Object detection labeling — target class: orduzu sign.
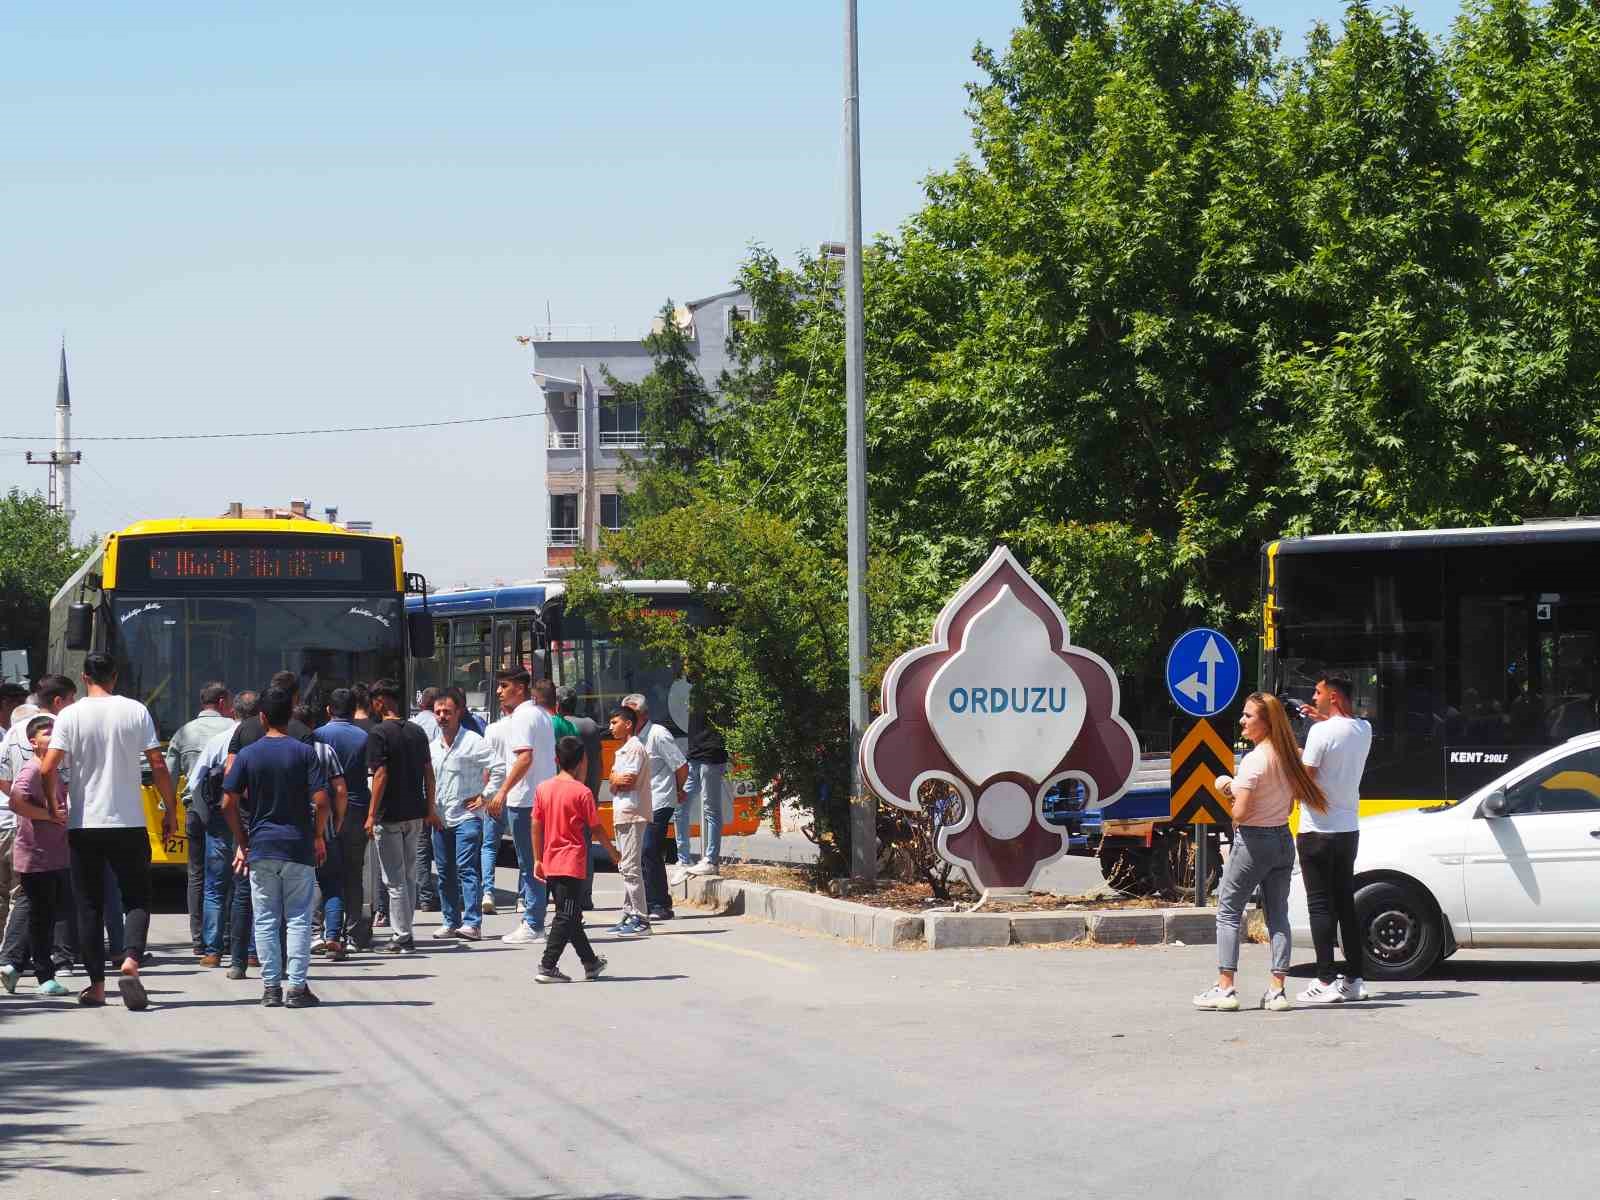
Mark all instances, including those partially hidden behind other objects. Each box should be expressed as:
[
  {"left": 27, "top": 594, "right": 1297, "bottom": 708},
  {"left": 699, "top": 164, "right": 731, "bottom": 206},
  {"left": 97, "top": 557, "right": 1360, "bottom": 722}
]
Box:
[{"left": 861, "top": 546, "right": 1140, "bottom": 893}]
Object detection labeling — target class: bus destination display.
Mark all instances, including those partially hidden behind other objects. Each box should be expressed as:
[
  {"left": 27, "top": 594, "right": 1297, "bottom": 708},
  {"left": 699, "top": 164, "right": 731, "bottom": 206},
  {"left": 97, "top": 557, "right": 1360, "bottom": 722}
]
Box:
[{"left": 146, "top": 545, "right": 363, "bottom": 582}]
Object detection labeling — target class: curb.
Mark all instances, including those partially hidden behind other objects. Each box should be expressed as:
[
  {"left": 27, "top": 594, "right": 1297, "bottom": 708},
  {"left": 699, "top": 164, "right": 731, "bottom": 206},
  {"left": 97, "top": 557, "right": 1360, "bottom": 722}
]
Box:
[{"left": 674, "top": 875, "right": 1217, "bottom": 950}]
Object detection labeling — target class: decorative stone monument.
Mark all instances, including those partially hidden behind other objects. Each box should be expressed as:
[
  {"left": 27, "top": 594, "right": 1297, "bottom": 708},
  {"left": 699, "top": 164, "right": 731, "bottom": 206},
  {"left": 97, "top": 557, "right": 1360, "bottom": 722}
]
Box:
[{"left": 861, "top": 546, "right": 1139, "bottom": 897}]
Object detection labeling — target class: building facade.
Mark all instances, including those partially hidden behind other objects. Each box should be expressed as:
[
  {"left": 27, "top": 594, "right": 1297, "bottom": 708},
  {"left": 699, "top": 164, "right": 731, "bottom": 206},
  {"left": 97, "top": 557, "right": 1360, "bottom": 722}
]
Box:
[{"left": 531, "top": 287, "right": 750, "bottom": 571}]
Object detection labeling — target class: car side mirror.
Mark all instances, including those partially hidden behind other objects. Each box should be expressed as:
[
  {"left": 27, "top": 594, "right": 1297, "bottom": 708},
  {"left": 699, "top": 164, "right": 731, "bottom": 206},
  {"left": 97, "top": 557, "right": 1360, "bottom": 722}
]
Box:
[
  {"left": 66, "top": 602, "right": 94, "bottom": 651},
  {"left": 1481, "top": 790, "right": 1509, "bottom": 818},
  {"left": 406, "top": 611, "right": 436, "bottom": 659}
]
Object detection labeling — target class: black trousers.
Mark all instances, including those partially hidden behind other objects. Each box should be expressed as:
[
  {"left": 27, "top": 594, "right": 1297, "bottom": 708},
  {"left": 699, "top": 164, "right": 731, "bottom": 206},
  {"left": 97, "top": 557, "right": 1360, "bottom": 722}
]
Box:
[
  {"left": 414, "top": 825, "right": 437, "bottom": 906},
  {"left": 185, "top": 807, "right": 206, "bottom": 951},
  {"left": 1297, "top": 830, "right": 1363, "bottom": 983},
  {"left": 540, "top": 875, "right": 597, "bottom": 972},
  {"left": 20, "top": 870, "right": 69, "bottom": 983},
  {"left": 642, "top": 806, "right": 674, "bottom": 912},
  {"left": 69, "top": 827, "right": 152, "bottom": 985},
  {"left": 3, "top": 865, "right": 77, "bottom": 972},
  {"left": 337, "top": 811, "right": 370, "bottom": 946}
]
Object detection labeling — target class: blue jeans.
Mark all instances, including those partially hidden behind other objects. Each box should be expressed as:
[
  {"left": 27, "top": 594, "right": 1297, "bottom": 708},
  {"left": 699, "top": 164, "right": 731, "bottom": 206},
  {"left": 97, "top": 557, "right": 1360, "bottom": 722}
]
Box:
[
  {"left": 250, "top": 858, "right": 316, "bottom": 988},
  {"left": 678, "top": 759, "right": 728, "bottom": 866},
  {"left": 202, "top": 815, "right": 236, "bottom": 956},
  {"left": 1216, "top": 825, "right": 1295, "bottom": 975},
  {"left": 432, "top": 819, "right": 484, "bottom": 932},
  {"left": 316, "top": 839, "right": 344, "bottom": 945},
  {"left": 506, "top": 807, "right": 547, "bottom": 931},
  {"left": 479, "top": 806, "right": 505, "bottom": 903}
]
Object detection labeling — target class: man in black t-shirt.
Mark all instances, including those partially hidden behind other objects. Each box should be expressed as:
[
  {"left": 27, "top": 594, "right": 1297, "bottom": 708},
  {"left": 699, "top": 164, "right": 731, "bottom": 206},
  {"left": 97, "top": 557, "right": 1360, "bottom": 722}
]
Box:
[{"left": 366, "top": 679, "right": 438, "bottom": 954}]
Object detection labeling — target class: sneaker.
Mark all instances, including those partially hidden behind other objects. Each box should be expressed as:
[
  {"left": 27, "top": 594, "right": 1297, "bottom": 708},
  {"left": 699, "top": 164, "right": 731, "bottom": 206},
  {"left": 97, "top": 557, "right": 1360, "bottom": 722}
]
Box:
[
  {"left": 667, "top": 864, "right": 689, "bottom": 886},
  {"left": 534, "top": 965, "right": 571, "bottom": 984},
  {"left": 199, "top": 953, "right": 221, "bottom": 968},
  {"left": 516, "top": 897, "right": 526, "bottom": 914},
  {"left": 227, "top": 962, "right": 248, "bottom": 980},
  {"left": 382, "top": 936, "right": 415, "bottom": 956},
  {"left": 1261, "top": 988, "right": 1292, "bottom": 1012},
  {"left": 38, "top": 979, "right": 70, "bottom": 997},
  {"left": 1297, "top": 979, "right": 1345, "bottom": 1005},
  {"left": 584, "top": 955, "right": 608, "bottom": 982},
  {"left": 310, "top": 941, "right": 328, "bottom": 956},
  {"left": 1337, "top": 975, "right": 1369, "bottom": 1002},
  {"left": 373, "top": 912, "right": 390, "bottom": 929},
  {"left": 0, "top": 963, "right": 18, "bottom": 994},
  {"left": 619, "top": 916, "right": 651, "bottom": 938},
  {"left": 502, "top": 924, "right": 543, "bottom": 945},
  {"left": 688, "top": 860, "right": 719, "bottom": 876},
  {"left": 262, "top": 985, "right": 284, "bottom": 1008},
  {"left": 456, "top": 926, "right": 482, "bottom": 942},
  {"left": 647, "top": 907, "right": 675, "bottom": 922},
  {"left": 436, "top": 927, "right": 461, "bottom": 940},
  {"left": 1192, "top": 985, "right": 1240, "bottom": 1011},
  {"left": 605, "top": 919, "right": 632, "bottom": 934},
  {"left": 480, "top": 895, "right": 496, "bottom": 915},
  {"left": 285, "top": 986, "right": 321, "bottom": 1009}
]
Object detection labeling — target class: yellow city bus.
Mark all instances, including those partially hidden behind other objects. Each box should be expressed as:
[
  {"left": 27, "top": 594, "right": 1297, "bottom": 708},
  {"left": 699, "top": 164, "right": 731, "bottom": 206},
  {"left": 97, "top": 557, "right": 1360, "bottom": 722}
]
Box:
[
  {"left": 48, "top": 517, "right": 432, "bottom": 868},
  {"left": 1261, "top": 520, "right": 1600, "bottom": 814}
]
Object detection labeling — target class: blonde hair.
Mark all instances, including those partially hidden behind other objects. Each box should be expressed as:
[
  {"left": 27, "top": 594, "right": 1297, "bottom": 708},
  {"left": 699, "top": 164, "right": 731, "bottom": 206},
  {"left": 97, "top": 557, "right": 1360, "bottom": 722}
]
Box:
[{"left": 1245, "top": 692, "right": 1328, "bottom": 814}]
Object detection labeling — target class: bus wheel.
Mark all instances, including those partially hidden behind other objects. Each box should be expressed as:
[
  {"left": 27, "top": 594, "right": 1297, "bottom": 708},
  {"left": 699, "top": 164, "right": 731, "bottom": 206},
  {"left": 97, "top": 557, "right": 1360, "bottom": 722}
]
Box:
[
  {"left": 1355, "top": 879, "right": 1443, "bottom": 980},
  {"left": 1098, "top": 843, "right": 1155, "bottom": 897},
  {"left": 1150, "top": 828, "right": 1222, "bottom": 903}
]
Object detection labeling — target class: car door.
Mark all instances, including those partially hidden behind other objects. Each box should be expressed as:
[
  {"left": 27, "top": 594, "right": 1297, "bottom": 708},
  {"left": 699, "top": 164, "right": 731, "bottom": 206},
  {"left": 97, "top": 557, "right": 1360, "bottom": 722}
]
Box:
[{"left": 1461, "top": 745, "right": 1600, "bottom": 947}]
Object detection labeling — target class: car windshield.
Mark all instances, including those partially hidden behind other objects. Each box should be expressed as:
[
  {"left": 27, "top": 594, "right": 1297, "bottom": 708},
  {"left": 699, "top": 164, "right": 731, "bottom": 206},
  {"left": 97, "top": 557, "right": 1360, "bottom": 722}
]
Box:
[{"left": 110, "top": 595, "right": 405, "bottom": 739}]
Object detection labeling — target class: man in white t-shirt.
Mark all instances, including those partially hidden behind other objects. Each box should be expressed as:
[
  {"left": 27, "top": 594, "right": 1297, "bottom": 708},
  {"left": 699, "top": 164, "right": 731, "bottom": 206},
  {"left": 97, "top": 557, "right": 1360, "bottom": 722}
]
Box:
[
  {"left": 625, "top": 692, "right": 687, "bottom": 923},
  {"left": 489, "top": 668, "right": 555, "bottom": 942},
  {"left": 39, "top": 652, "right": 177, "bottom": 1010},
  {"left": 1295, "top": 671, "right": 1374, "bottom": 1005}
]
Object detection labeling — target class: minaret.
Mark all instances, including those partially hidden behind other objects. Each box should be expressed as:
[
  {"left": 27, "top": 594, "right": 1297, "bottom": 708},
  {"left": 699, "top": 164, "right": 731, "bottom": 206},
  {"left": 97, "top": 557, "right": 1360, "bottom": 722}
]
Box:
[{"left": 55, "top": 340, "right": 73, "bottom": 527}]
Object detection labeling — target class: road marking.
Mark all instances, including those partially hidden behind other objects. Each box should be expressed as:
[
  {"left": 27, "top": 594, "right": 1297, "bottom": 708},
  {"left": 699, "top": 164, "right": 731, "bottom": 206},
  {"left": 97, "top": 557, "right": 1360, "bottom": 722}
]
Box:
[{"left": 679, "top": 937, "right": 817, "bottom": 973}]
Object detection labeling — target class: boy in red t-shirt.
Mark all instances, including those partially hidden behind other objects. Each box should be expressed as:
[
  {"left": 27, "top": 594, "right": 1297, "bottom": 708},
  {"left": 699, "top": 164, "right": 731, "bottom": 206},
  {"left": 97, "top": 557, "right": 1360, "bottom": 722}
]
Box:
[{"left": 533, "top": 735, "right": 620, "bottom": 982}]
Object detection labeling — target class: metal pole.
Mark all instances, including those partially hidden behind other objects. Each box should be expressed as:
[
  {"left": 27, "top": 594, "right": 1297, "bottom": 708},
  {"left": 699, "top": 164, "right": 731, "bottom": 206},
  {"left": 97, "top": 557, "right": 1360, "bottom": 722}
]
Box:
[
  {"left": 844, "top": 0, "right": 875, "bottom": 881},
  {"left": 1193, "top": 824, "right": 1208, "bottom": 907}
]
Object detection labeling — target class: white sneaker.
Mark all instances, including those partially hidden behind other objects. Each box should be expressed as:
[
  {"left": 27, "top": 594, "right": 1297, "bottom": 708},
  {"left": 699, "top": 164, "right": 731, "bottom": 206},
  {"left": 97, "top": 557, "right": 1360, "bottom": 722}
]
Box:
[
  {"left": 1192, "top": 985, "right": 1239, "bottom": 1011},
  {"left": 687, "top": 860, "right": 719, "bottom": 876},
  {"left": 1337, "top": 975, "right": 1369, "bottom": 1002},
  {"left": 667, "top": 864, "right": 689, "bottom": 885},
  {"left": 501, "top": 924, "right": 544, "bottom": 944},
  {"left": 516, "top": 898, "right": 526, "bottom": 914},
  {"left": 0, "top": 963, "right": 17, "bottom": 995},
  {"left": 480, "top": 894, "right": 496, "bottom": 915},
  {"left": 1297, "top": 979, "right": 1344, "bottom": 1004},
  {"left": 436, "top": 927, "right": 460, "bottom": 940},
  {"left": 1261, "top": 988, "right": 1292, "bottom": 1012},
  {"left": 456, "top": 926, "right": 482, "bottom": 942}
]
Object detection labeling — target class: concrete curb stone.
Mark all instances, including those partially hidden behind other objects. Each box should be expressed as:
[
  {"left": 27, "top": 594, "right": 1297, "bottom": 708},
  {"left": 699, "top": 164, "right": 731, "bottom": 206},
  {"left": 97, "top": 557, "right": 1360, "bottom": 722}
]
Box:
[{"left": 677, "top": 874, "right": 1217, "bottom": 951}]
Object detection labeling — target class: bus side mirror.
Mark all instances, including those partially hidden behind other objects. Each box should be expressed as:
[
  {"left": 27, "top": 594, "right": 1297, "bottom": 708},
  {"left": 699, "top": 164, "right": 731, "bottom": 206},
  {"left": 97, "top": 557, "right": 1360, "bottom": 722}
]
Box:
[
  {"left": 407, "top": 611, "right": 436, "bottom": 659},
  {"left": 1480, "top": 790, "right": 1509, "bottom": 819},
  {"left": 66, "top": 603, "right": 94, "bottom": 651}
]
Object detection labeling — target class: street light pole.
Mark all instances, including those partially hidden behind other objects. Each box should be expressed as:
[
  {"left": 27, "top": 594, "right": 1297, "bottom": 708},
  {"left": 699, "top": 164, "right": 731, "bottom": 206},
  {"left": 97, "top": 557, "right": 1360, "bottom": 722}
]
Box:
[{"left": 843, "top": 0, "right": 875, "bottom": 881}]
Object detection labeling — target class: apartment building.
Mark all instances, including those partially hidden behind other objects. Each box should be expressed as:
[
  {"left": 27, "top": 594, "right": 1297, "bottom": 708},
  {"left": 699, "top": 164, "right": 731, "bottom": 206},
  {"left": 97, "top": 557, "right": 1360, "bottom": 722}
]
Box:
[{"left": 531, "top": 287, "right": 751, "bottom": 570}]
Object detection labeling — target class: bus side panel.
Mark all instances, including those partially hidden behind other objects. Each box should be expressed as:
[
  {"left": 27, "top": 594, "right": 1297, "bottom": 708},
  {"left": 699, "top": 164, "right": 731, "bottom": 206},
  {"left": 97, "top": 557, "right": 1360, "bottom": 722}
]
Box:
[{"left": 592, "top": 736, "right": 762, "bottom": 839}]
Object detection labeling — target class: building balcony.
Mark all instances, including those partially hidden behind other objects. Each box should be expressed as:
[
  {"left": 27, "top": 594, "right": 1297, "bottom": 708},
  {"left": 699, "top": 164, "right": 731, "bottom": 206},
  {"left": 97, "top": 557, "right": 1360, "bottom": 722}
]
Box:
[
  {"left": 547, "top": 431, "right": 582, "bottom": 451},
  {"left": 599, "top": 431, "right": 650, "bottom": 450},
  {"left": 549, "top": 526, "right": 581, "bottom": 547}
]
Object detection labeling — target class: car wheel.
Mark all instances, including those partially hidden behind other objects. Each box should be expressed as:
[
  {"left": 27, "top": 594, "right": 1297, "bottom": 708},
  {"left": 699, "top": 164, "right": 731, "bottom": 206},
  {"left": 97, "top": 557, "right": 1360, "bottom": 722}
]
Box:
[
  {"left": 1149, "top": 828, "right": 1222, "bottom": 903},
  {"left": 1355, "top": 879, "right": 1443, "bottom": 980}
]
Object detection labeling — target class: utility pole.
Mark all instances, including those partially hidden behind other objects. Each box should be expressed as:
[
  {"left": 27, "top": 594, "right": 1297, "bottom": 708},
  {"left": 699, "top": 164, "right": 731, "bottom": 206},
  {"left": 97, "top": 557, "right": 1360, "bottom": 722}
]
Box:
[
  {"left": 844, "top": 0, "right": 875, "bottom": 881},
  {"left": 26, "top": 341, "right": 80, "bottom": 536}
]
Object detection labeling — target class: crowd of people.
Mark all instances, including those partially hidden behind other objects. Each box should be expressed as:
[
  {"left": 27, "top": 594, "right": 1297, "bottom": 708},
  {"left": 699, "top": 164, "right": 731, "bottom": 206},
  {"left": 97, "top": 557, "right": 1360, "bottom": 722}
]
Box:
[{"left": 0, "top": 658, "right": 728, "bottom": 1008}]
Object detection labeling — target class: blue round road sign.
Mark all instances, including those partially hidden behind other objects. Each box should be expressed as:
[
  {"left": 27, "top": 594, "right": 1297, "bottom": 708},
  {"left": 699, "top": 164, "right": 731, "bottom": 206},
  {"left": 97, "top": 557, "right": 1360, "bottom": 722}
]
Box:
[{"left": 1165, "top": 628, "right": 1242, "bottom": 718}]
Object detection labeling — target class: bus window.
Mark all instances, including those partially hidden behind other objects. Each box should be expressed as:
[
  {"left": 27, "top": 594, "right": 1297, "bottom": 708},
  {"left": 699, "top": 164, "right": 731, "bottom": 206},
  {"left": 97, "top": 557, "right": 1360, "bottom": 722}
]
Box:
[{"left": 450, "top": 618, "right": 491, "bottom": 709}]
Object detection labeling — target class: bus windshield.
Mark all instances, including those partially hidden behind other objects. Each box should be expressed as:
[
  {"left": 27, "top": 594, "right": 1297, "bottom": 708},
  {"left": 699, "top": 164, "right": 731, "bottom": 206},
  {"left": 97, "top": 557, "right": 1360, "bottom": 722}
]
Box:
[{"left": 110, "top": 595, "right": 405, "bottom": 738}]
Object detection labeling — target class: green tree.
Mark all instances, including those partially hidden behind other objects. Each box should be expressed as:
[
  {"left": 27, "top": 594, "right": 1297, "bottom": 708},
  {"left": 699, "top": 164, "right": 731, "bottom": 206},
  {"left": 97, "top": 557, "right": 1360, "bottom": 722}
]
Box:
[{"left": 0, "top": 488, "right": 92, "bottom": 680}]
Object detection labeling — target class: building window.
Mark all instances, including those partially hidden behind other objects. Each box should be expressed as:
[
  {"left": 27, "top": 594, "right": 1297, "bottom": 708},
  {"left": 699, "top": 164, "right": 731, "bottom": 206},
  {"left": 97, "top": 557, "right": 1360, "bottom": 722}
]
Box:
[
  {"left": 598, "top": 394, "right": 645, "bottom": 449},
  {"left": 600, "top": 493, "right": 626, "bottom": 531},
  {"left": 549, "top": 494, "right": 579, "bottom": 545}
]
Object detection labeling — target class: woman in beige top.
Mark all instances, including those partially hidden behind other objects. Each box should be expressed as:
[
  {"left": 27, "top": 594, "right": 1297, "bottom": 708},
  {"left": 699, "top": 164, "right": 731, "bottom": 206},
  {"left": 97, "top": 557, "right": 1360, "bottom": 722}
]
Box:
[{"left": 1193, "top": 693, "right": 1327, "bottom": 1012}]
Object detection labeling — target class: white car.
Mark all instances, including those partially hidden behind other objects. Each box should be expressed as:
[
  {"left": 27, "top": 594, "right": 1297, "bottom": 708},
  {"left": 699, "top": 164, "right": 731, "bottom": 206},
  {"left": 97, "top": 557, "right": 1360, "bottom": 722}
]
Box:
[{"left": 1288, "top": 731, "right": 1600, "bottom": 979}]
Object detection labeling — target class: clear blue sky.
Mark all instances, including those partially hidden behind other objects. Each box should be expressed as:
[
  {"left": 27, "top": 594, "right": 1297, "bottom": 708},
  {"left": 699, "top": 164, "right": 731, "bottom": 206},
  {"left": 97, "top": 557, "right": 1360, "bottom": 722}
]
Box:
[{"left": 1, "top": 1, "right": 1463, "bottom": 585}]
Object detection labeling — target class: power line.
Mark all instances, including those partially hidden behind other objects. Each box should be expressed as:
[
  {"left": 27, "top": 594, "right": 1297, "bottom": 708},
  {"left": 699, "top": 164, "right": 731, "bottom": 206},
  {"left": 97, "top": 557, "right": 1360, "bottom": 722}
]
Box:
[{"left": 0, "top": 410, "right": 545, "bottom": 443}]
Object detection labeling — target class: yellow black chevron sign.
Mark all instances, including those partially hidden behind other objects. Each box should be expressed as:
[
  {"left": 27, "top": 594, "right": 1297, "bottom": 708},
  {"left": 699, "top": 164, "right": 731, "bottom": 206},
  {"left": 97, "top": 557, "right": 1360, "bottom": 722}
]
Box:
[{"left": 1170, "top": 718, "right": 1234, "bottom": 825}]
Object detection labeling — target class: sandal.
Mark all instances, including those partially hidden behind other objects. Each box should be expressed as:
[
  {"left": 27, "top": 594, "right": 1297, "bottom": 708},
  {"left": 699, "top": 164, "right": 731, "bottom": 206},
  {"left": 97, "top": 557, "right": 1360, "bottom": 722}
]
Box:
[
  {"left": 77, "top": 986, "right": 106, "bottom": 1007},
  {"left": 117, "top": 975, "right": 150, "bottom": 1011}
]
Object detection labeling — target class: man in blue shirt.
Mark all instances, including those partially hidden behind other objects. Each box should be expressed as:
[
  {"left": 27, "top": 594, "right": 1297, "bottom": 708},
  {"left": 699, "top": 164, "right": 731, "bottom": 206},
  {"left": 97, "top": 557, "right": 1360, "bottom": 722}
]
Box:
[
  {"left": 316, "top": 688, "right": 372, "bottom": 951},
  {"left": 221, "top": 686, "right": 330, "bottom": 1009}
]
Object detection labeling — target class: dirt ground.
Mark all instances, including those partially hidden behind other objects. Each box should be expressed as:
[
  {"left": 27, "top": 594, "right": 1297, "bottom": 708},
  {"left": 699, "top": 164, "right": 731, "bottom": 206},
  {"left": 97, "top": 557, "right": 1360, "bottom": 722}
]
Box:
[{"left": 717, "top": 863, "right": 1182, "bottom": 913}]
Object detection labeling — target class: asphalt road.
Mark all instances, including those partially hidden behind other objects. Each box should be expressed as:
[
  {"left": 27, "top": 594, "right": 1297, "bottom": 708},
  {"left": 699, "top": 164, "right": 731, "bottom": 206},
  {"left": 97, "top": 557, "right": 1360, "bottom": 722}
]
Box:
[{"left": 4, "top": 868, "right": 1599, "bottom": 1200}]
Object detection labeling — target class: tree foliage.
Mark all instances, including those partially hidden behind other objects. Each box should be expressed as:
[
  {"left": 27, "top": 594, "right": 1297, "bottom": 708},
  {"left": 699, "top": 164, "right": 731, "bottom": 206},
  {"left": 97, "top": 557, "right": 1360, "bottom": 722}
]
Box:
[
  {"left": 572, "top": 0, "right": 1600, "bottom": 866},
  {"left": 0, "top": 488, "right": 92, "bottom": 679}
]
